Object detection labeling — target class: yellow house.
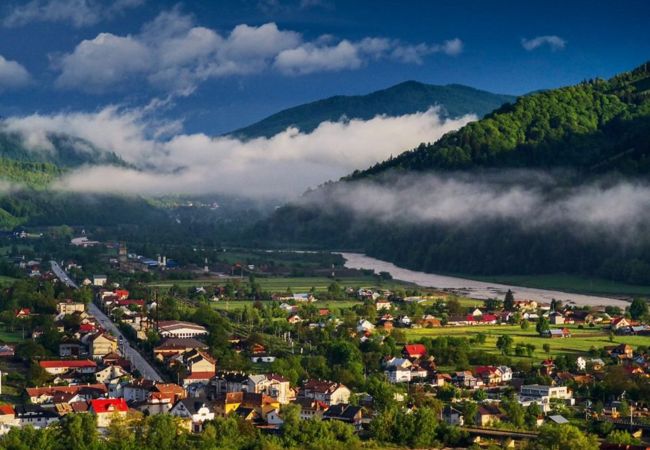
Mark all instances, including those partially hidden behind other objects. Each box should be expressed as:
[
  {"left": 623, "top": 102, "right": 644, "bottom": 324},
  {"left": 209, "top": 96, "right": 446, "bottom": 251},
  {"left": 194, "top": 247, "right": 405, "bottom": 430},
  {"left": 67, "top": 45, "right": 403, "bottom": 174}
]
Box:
[{"left": 90, "top": 333, "right": 118, "bottom": 360}]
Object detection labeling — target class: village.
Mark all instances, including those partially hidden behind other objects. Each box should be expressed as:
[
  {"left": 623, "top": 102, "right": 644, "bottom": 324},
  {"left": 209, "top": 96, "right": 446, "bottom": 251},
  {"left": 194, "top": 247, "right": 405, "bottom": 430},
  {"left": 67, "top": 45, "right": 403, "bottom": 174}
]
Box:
[{"left": 0, "top": 235, "right": 648, "bottom": 449}]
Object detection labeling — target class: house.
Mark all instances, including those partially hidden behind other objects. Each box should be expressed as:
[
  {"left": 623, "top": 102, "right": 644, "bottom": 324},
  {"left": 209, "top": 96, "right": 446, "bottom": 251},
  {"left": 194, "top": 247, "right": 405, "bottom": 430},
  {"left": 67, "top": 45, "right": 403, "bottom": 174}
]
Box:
[
  {"left": 402, "top": 344, "right": 427, "bottom": 359},
  {"left": 607, "top": 343, "right": 634, "bottom": 359},
  {"left": 170, "top": 397, "right": 215, "bottom": 433},
  {"left": 287, "top": 314, "right": 303, "bottom": 324},
  {"left": 453, "top": 371, "right": 480, "bottom": 388},
  {"left": 301, "top": 380, "right": 350, "bottom": 406},
  {"left": 59, "top": 339, "right": 85, "bottom": 357},
  {"left": 476, "top": 404, "right": 503, "bottom": 426},
  {"left": 154, "top": 338, "right": 209, "bottom": 360},
  {"left": 89, "top": 332, "right": 118, "bottom": 359},
  {"left": 356, "top": 320, "right": 375, "bottom": 334},
  {"left": 14, "top": 405, "right": 59, "bottom": 429},
  {"left": 90, "top": 398, "right": 128, "bottom": 428},
  {"left": 179, "top": 349, "right": 216, "bottom": 387},
  {"left": 323, "top": 404, "right": 363, "bottom": 427},
  {"left": 294, "top": 398, "right": 328, "bottom": 420},
  {"left": 123, "top": 379, "right": 156, "bottom": 403},
  {"left": 375, "top": 300, "right": 392, "bottom": 311},
  {"left": 549, "top": 312, "right": 565, "bottom": 325},
  {"left": 93, "top": 275, "right": 108, "bottom": 287},
  {"left": 26, "top": 384, "right": 107, "bottom": 404},
  {"left": 158, "top": 321, "right": 208, "bottom": 339},
  {"left": 418, "top": 315, "right": 441, "bottom": 328},
  {"left": 0, "top": 345, "right": 15, "bottom": 358},
  {"left": 519, "top": 384, "right": 574, "bottom": 412},
  {"left": 442, "top": 405, "right": 464, "bottom": 426},
  {"left": 246, "top": 373, "right": 295, "bottom": 404},
  {"left": 15, "top": 308, "right": 31, "bottom": 319},
  {"left": 542, "top": 328, "right": 571, "bottom": 338},
  {"left": 95, "top": 364, "right": 129, "bottom": 384},
  {"left": 57, "top": 300, "right": 85, "bottom": 315},
  {"left": 0, "top": 404, "right": 16, "bottom": 429},
  {"left": 475, "top": 366, "right": 502, "bottom": 385},
  {"left": 497, "top": 366, "right": 513, "bottom": 382},
  {"left": 39, "top": 359, "right": 97, "bottom": 375},
  {"left": 611, "top": 317, "right": 631, "bottom": 330}
]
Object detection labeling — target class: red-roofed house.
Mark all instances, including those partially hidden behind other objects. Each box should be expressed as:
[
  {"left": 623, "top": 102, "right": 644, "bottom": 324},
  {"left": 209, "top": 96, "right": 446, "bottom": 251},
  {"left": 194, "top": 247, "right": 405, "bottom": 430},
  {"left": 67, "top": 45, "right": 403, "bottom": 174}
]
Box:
[
  {"left": 15, "top": 308, "right": 31, "bottom": 319},
  {"left": 0, "top": 404, "right": 16, "bottom": 429},
  {"left": 114, "top": 290, "right": 129, "bottom": 300},
  {"left": 403, "top": 344, "right": 427, "bottom": 359},
  {"left": 90, "top": 398, "right": 128, "bottom": 428},
  {"left": 475, "top": 366, "right": 501, "bottom": 385},
  {"left": 39, "top": 359, "right": 97, "bottom": 375}
]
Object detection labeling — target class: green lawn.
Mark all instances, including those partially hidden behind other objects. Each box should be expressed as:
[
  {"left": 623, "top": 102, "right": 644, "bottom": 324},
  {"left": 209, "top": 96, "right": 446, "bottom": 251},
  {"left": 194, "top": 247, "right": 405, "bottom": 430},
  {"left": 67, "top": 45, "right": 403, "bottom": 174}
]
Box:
[
  {"left": 468, "top": 273, "right": 650, "bottom": 297},
  {"left": 403, "top": 324, "right": 649, "bottom": 362}
]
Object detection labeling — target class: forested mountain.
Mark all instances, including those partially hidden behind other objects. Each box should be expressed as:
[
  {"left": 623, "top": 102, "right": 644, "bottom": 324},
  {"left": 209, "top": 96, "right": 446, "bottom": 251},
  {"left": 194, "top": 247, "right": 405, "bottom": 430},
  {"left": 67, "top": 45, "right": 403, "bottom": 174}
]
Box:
[
  {"left": 355, "top": 63, "right": 650, "bottom": 177},
  {"left": 259, "top": 62, "right": 650, "bottom": 285},
  {"left": 229, "top": 81, "right": 515, "bottom": 138}
]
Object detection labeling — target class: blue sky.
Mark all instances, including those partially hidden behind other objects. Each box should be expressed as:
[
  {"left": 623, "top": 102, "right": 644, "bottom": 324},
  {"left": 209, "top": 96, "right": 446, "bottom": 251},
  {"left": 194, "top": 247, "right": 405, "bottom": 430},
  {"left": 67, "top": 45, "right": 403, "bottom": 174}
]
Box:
[{"left": 0, "top": 0, "right": 648, "bottom": 135}]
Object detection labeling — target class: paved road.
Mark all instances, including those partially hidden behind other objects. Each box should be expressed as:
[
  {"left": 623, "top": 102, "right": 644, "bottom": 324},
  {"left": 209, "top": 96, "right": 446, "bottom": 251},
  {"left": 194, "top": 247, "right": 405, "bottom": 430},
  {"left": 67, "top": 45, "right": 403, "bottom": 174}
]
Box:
[
  {"left": 50, "top": 260, "right": 163, "bottom": 382},
  {"left": 88, "top": 302, "right": 164, "bottom": 382},
  {"left": 50, "top": 260, "right": 79, "bottom": 289}
]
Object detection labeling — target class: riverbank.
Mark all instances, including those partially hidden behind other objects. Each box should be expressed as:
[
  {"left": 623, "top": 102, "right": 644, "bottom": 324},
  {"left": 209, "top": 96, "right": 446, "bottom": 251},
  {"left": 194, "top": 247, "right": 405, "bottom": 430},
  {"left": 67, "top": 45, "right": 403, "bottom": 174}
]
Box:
[{"left": 340, "top": 252, "right": 630, "bottom": 308}]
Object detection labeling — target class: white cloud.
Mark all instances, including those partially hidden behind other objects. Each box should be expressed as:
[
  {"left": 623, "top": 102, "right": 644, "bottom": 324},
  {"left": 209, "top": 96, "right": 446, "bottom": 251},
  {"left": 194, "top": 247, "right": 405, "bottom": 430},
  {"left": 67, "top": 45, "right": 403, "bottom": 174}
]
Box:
[
  {"left": 55, "top": 9, "right": 462, "bottom": 94},
  {"left": 521, "top": 35, "right": 566, "bottom": 51},
  {"left": 2, "top": 106, "right": 475, "bottom": 198},
  {"left": 301, "top": 172, "right": 650, "bottom": 239},
  {"left": 274, "top": 36, "right": 463, "bottom": 75},
  {"left": 55, "top": 33, "right": 151, "bottom": 92},
  {"left": 3, "top": 0, "right": 144, "bottom": 28},
  {"left": 0, "top": 55, "right": 31, "bottom": 89}
]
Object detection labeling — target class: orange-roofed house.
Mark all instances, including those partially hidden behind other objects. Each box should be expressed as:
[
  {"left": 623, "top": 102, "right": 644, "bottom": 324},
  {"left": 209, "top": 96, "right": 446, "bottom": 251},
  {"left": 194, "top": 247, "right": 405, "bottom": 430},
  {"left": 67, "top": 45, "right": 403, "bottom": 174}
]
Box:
[
  {"left": 39, "top": 359, "right": 97, "bottom": 375},
  {"left": 90, "top": 398, "right": 128, "bottom": 428}
]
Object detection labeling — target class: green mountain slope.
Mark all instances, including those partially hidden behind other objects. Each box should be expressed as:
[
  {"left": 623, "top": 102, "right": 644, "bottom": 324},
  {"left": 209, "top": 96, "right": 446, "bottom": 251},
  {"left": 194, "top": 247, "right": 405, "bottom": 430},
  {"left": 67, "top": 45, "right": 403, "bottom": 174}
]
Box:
[
  {"left": 356, "top": 62, "right": 650, "bottom": 177},
  {"left": 260, "top": 62, "right": 650, "bottom": 285},
  {"left": 230, "top": 81, "right": 515, "bottom": 138}
]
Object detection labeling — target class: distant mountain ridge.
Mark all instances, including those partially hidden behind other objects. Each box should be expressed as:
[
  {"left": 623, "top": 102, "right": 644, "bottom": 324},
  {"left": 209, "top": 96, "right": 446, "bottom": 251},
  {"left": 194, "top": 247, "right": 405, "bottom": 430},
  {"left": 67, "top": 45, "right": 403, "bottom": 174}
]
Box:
[{"left": 229, "top": 81, "right": 516, "bottom": 138}]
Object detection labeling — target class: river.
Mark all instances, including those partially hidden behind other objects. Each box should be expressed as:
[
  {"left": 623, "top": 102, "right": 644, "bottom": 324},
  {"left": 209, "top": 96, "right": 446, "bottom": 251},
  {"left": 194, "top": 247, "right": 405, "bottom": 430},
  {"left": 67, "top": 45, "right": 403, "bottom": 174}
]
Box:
[{"left": 340, "top": 252, "right": 629, "bottom": 308}]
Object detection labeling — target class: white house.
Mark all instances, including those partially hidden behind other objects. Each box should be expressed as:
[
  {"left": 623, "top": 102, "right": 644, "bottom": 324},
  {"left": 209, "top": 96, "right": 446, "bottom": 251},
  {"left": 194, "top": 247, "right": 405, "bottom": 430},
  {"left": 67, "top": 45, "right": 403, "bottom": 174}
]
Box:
[
  {"left": 170, "top": 397, "right": 215, "bottom": 433},
  {"left": 356, "top": 320, "right": 375, "bottom": 334}
]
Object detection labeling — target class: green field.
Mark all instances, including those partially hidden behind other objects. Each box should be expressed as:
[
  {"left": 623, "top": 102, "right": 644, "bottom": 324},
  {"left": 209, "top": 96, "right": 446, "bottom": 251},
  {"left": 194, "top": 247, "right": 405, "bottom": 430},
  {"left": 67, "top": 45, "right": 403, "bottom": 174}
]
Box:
[
  {"left": 0, "top": 326, "right": 23, "bottom": 343},
  {"left": 149, "top": 276, "right": 414, "bottom": 293},
  {"left": 210, "top": 299, "right": 363, "bottom": 311},
  {"left": 403, "top": 324, "right": 650, "bottom": 362},
  {"left": 468, "top": 273, "right": 650, "bottom": 297},
  {"left": 0, "top": 276, "right": 16, "bottom": 286}
]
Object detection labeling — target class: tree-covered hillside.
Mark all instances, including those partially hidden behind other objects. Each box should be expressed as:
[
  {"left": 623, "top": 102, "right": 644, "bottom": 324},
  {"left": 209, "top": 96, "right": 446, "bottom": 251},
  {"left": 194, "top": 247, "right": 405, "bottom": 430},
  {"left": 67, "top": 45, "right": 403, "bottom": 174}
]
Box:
[
  {"left": 260, "top": 62, "right": 650, "bottom": 285},
  {"left": 230, "top": 81, "right": 515, "bottom": 138},
  {"left": 356, "top": 62, "right": 650, "bottom": 177}
]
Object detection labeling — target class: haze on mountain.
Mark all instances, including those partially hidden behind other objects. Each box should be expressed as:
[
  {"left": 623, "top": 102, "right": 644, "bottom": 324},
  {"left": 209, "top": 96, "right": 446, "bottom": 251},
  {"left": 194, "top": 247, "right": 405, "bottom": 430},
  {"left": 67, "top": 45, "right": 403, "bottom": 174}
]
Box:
[{"left": 260, "top": 62, "right": 650, "bottom": 285}]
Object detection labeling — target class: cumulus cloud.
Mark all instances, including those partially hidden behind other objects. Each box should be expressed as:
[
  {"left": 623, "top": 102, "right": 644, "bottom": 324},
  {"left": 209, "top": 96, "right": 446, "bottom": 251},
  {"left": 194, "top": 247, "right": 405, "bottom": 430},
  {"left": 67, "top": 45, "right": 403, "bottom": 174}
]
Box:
[
  {"left": 2, "top": 106, "right": 474, "bottom": 198},
  {"left": 54, "top": 8, "right": 462, "bottom": 94},
  {"left": 299, "top": 172, "right": 650, "bottom": 239},
  {"left": 274, "top": 37, "right": 462, "bottom": 75},
  {"left": 3, "top": 0, "right": 144, "bottom": 28},
  {"left": 521, "top": 35, "right": 566, "bottom": 51},
  {"left": 0, "top": 54, "right": 31, "bottom": 89}
]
